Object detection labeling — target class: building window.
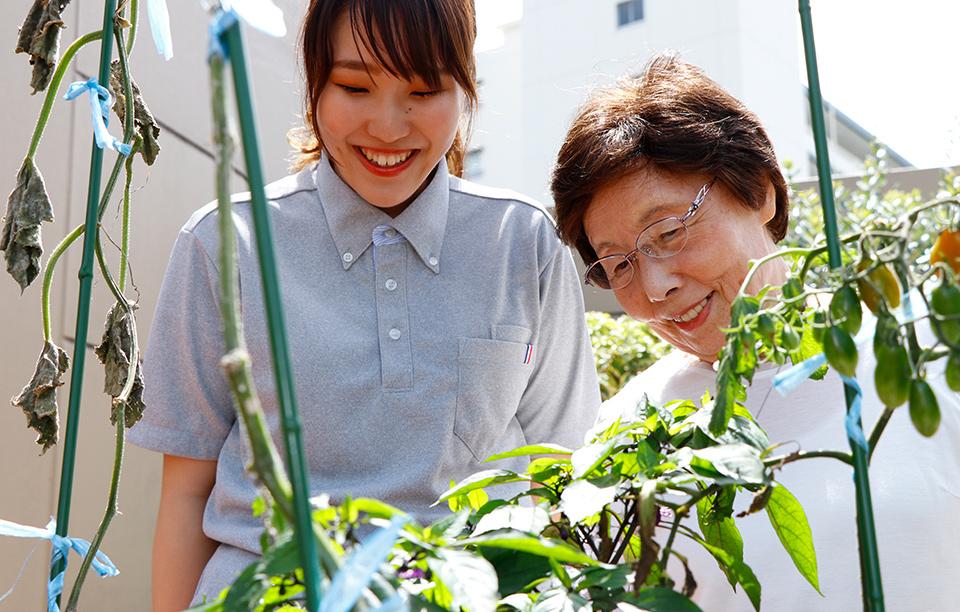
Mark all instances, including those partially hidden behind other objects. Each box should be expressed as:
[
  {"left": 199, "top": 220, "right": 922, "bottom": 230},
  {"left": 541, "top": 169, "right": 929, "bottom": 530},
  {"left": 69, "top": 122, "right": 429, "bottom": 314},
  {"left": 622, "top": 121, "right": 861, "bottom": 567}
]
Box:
[
  {"left": 464, "top": 147, "right": 484, "bottom": 180},
  {"left": 617, "top": 0, "right": 644, "bottom": 27}
]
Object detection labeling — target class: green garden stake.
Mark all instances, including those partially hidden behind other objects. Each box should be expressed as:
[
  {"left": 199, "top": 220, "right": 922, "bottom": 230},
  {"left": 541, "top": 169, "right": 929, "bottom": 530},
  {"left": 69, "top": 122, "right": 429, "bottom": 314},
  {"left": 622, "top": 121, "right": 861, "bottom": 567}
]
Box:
[
  {"left": 798, "top": 1, "right": 885, "bottom": 610},
  {"left": 50, "top": 0, "right": 118, "bottom": 600},
  {"left": 220, "top": 20, "right": 322, "bottom": 611}
]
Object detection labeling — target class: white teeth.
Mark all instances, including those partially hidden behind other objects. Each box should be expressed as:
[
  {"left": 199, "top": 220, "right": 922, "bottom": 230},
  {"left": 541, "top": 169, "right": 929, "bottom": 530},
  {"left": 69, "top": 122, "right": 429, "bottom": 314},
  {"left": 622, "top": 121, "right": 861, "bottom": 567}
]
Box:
[
  {"left": 672, "top": 295, "right": 710, "bottom": 323},
  {"left": 360, "top": 148, "right": 413, "bottom": 168}
]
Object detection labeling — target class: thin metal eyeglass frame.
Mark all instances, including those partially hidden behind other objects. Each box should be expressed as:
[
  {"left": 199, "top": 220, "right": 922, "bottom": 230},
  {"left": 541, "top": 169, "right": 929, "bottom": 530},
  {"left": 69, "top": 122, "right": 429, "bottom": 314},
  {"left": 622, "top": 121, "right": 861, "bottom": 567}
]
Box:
[{"left": 584, "top": 178, "right": 717, "bottom": 290}]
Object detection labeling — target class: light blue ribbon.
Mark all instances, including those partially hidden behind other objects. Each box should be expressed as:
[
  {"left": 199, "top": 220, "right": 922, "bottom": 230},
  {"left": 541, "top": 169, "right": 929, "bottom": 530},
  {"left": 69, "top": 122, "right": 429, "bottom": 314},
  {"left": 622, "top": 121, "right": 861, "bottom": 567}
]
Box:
[
  {"left": 147, "top": 0, "right": 174, "bottom": 60},
  {"left": 208, "top": 8, "right": 240, "bottom": 59},
  {"left": 319, "top": 515, "right": 409, "bottom": 612},
  {"left": 0, "top": 517, "right": 119, "bottom": 612},
  {"left": 839, "top": 374, "right": 868, "bottom": 451},
  {"left": 64, "top": 78, "right": 132, "bottom": 156}
]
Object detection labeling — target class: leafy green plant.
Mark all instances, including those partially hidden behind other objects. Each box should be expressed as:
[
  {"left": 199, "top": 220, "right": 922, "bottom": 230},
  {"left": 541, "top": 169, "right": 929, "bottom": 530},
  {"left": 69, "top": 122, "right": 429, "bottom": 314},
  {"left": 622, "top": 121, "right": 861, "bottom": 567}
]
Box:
[{"left": 587, "top": 312, "right": 670, "bottom": 401}]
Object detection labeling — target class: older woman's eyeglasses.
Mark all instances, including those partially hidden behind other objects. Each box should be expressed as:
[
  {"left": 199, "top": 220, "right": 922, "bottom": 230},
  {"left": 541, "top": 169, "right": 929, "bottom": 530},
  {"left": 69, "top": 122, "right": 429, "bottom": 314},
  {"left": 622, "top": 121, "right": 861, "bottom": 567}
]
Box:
[{"left": 584, "top": 179, "right": 716, "bottom": 290}]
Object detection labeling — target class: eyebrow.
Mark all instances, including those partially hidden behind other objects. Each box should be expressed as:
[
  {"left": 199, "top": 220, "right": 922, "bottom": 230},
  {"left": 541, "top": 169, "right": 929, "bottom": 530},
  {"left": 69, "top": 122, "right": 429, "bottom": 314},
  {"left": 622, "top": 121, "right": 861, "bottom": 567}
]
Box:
[
  {"left": 331, "top": 59, "right": 384, "bottom": 74},
  {"left": 590, "top": 202, "right": 678, "bottom": 254}
]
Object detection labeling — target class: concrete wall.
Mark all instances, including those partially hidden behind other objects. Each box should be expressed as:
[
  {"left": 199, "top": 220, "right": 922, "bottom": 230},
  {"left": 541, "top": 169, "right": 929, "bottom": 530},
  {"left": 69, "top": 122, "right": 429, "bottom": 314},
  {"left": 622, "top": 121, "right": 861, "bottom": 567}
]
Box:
[{"left": 0, "top": 1, "right": 306, "bottom": 608}]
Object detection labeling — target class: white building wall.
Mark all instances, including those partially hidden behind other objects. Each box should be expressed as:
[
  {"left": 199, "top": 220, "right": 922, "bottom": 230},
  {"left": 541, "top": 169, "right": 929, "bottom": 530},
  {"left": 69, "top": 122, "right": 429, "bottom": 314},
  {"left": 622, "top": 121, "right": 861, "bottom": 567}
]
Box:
[{"left": 475, "top": 0, "right": 808, "bottom": 204}]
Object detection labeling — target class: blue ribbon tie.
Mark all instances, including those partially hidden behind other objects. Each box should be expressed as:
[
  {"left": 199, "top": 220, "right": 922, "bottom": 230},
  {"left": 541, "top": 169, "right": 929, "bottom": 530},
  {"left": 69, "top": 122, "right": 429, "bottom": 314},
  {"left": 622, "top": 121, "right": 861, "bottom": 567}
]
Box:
[
  {"left": 208, "top": 8, "right": 240, "bottom": 59},
  {"left": 147, "top": 0, "right": 173, "bottom": 60},
  {"left": 0, "top": 517, "right": 119, "bottom": 612},
  {"left": 64, "top": 78, "right": 132, "bottom": 156}
]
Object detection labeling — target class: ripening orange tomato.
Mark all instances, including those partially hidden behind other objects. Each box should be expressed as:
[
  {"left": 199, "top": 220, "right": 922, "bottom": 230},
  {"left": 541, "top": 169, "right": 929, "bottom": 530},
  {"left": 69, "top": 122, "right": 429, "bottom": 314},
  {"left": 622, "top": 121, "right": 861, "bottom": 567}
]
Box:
[{"left": 931, "top": 229, "right": 960, "bottom": 275}]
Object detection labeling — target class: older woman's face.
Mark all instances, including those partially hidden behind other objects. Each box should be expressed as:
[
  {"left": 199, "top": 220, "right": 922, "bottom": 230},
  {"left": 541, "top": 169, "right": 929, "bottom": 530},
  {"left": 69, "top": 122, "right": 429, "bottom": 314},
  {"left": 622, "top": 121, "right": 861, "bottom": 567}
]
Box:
[{"left": 582, "top": 167, "right": 782, "bottom": 362}]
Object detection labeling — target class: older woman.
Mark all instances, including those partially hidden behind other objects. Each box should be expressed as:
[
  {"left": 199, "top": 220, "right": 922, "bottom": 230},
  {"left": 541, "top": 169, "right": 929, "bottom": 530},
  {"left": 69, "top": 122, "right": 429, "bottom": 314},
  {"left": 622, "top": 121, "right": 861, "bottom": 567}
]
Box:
[{"left": 551, "top": 53, "right": 960, "bottom": 611}]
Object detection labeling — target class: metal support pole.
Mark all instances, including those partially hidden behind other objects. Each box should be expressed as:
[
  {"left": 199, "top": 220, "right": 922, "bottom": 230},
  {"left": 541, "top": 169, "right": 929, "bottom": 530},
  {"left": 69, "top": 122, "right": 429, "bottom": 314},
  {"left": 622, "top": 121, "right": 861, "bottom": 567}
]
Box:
[
  {"left": 798, "top": 1, "right": 885, "bottom": 610},
  {"left": 221, "top": 21, "right": 322, "bottom": 611},
  {"left": 50, "top": 0, "right": 118, "bottom": 598}
]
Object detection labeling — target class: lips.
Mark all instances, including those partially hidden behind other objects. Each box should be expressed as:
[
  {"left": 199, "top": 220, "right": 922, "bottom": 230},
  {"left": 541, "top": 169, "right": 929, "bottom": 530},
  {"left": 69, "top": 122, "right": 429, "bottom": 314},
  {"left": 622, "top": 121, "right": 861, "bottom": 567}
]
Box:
[
  {"left": 354, "top": 146, "right": 418, "bottom": 177},
  {"left": 668, "top": 292, "right": 715, "bottom": 331}
]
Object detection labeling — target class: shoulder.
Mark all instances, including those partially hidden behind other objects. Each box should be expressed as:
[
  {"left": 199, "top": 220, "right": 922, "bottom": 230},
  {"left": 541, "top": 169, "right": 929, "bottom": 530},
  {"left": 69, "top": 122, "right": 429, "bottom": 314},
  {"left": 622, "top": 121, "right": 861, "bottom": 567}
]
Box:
[
  {"left": 448, "top": 176, "right": 563, "bottom": 259},
  {"left": 181, "top": 167, "right": 317, "bottom": 248},
  {"left": 449, "top": 176, "right": 554, "bottom": 226}
]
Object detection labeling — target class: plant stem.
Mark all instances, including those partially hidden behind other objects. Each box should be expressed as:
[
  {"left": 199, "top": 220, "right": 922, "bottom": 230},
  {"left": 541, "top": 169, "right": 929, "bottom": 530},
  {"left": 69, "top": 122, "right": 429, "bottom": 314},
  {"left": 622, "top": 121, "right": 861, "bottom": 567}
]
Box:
[
  {"left": 125, "top": 0, "right": 139, "bottom": 55},
  {"left": 65, "top": 414, "right": 124, "bottom": 612},
  {"left": 27, "top": 31, "right": 103, "bottom": 160},
  {"left": 41, "top": 225, "right": 85, "bottom": 340},
  {"left": 737, "top": 248, "right": 813, "bottom": 297},
  {"left": 119, "top": 139, "right": 137, "bottom": 292},
  {"left": 763, "top": 449, "right": 854, "bottom": 468},
  {"left": 658, "top": 510, "right": 682, "bottom": 569}
]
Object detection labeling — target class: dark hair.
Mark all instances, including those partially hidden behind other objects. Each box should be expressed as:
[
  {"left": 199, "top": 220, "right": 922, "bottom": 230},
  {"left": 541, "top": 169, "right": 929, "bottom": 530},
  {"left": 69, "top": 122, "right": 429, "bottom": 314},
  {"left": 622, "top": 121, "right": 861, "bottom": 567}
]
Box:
[
  {"left": 551, "top": 52, "right": 790, "bottom": 265},
  {"left": 289, "top": 0, "right": 478, "bottom": 175}
]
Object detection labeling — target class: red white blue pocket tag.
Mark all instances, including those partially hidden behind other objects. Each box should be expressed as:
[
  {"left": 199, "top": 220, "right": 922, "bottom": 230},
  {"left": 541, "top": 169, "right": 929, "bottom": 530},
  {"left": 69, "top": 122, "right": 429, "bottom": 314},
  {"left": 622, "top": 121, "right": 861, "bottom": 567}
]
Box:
[{"left": 523, "top": 343, "right": 534, "bottom": 364}]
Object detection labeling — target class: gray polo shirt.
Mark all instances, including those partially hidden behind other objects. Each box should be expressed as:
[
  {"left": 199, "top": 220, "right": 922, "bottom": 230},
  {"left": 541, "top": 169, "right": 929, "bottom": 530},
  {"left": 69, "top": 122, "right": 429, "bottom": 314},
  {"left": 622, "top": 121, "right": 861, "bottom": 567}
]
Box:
[{"left": 129, "top": 155, "right": 600, "bottom": 593}]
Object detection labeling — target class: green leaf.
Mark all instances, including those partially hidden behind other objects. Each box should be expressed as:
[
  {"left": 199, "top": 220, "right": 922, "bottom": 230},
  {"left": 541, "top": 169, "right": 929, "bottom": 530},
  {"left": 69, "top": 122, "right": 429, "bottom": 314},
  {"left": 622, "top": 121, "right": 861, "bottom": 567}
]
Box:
[
  {"left": 691, "top": 443, "right": 766, "bottom": 484},
  {"left": 532, "top": 588, "right": 590, "bottom": 611},
  {"left": 710, "top": 352, "right": 740, "bottom": 435},
  {"left": 570, "top": 438, "right": 618, "bottom": 478},
  {"left": 696, "top": 497, "right": 744, "bottom": 563},
  {"left": 349, "top": 497, "right": 408, "bottom": 520},
  {"left": 480, "top": 547, "right": 550, "bottom": 595},
  {"left": 485, "top": 443, "right": 573, "bottom": 461},
  {"left": 765, "top": 484, "right": 821, "bottom": 594},
  {"left": 460, "top": 530, "right": 597, "bottom": 565},
  {"left": 687, "top": 535, "right": 762, "bottom": 611},
  {"left": 621, "top": 587, "right": 703, "bottom": 611},
  {"left": 474, "top": 505, "right": 550, "bottom": 536},
  {"left": 427, "top": 549, "right": 498, "bottom": 612},
  {"left": 559, "top": 479, "right": 618, "bottom": 524},
  {"left": 435, "top": 470, "right": 527, "bottom": 504}
]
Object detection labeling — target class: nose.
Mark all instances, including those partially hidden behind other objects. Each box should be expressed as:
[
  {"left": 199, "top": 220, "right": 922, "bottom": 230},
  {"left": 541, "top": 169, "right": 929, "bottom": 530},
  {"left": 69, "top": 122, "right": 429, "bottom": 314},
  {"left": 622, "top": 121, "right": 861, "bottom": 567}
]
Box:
[
  {"left": 366, "top": 97, "right": 411, "bottom": 143},
  {"left": 633, "top": 256, "right": 681, "bottom": 303}
]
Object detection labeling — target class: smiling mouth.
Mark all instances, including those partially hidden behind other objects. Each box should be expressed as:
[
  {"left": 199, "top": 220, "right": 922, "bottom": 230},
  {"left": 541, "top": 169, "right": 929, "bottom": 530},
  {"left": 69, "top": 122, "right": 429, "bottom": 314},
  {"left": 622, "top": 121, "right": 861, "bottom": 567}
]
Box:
[
  {"left": 356, "top": 146, "right": 417, "bottom": 169},
  {"left": 669, "top": 292, "right": 715, "bottom": 330}
]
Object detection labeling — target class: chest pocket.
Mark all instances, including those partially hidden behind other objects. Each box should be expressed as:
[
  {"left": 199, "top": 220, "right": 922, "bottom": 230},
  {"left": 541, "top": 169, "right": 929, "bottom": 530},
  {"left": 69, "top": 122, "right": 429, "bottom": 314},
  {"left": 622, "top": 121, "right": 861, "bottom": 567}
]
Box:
[{"left": 455, "top": 326, "right": 535, "bottom": 462}]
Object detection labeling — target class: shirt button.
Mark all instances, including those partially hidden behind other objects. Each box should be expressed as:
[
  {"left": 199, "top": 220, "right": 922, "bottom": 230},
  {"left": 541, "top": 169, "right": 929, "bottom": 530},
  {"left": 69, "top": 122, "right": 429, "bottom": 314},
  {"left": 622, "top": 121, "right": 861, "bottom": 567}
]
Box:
[
  {"left": 385, "top": 228, "right": 397, "bottom": 237},
  {"left": 342, "top": 252, "right": 354, "bottom": 263},
  {"left": 428, "top": 256, "right": 439, "bottom": 266},
  {"left": 388, "top": 328, "right": 402, "bottom": 340},
  {"left": 385, "top": 278, "right": 398, "bottom": 291}
]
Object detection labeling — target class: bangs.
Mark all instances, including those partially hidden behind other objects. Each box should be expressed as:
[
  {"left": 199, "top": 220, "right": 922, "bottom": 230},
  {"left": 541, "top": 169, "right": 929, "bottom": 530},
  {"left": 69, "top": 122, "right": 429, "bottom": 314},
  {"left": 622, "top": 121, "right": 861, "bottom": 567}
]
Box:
[{"left": 346, "top": 0, "right": 475, "bottom": 91}]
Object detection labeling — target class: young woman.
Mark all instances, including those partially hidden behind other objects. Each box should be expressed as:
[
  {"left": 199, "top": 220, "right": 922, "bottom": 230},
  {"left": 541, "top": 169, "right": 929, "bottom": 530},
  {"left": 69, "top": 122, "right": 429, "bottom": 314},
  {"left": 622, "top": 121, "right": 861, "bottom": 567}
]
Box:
[{"left": 129, "top": 1, "right": 600, "bottom": 609}]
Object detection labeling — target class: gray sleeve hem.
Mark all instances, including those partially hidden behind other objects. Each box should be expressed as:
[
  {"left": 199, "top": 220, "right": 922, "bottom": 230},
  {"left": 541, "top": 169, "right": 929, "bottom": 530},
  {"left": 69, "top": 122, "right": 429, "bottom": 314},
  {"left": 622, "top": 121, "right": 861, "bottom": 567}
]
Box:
[{"left": 127, "top": 422, "right": 224, "bottom": 461}]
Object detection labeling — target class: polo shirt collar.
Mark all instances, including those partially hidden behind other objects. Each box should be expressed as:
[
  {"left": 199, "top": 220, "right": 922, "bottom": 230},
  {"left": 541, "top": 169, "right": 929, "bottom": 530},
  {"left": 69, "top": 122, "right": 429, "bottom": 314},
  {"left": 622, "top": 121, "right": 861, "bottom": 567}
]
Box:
[{"left": 314, "top": 151, "right": 449, "bottom": 273}]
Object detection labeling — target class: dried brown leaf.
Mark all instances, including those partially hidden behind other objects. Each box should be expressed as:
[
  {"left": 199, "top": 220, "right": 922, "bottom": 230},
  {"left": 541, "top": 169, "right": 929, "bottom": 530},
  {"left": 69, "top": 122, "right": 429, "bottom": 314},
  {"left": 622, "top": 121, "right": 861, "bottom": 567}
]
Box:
[
  {"left": 1, "top": 158, "right": 54, "bottom": 290},
  {"left": 95, "top": 302, "right": 145, "bottom": 427},
  {"left": 11, "top": 341, "right": 70, "bottom": 452},
  {"left": 15, "top": 0, "right": 72, "bottom": 93},
  {"left": 110, "top": 60, "right": 161, "bottom": 165}
]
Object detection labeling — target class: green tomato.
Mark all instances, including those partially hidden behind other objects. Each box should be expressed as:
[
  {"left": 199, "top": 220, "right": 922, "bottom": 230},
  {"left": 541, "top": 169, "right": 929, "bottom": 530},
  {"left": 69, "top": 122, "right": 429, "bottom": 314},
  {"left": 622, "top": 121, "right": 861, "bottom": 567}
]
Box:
[
  {"left": 830, "top": 285, "right": 863, "bottom": 336},
  {"left": 811, "top": 310, "right": 828, "bottom": 344},
  {"left": 931, "top": 281, "right": 960, "bottom": 345},
  {"left": 909, "top": 378, "right": 941, "bottom": 437},
  {"left": 782, "top": 278, "right": 804, "bottom": 301},
  {"left": 946, "top": 351, "right": 960, "bottom": 393},
  {"left": 780, "top": 324, "right": 801, "bottom": 351},
  {"left": 757, "top": 314, "right": 777, "bottom": 343},
  {"left": 872, "top": 310, "right": 902, "bottom": 359},
  {"left": 823, "top": 326, "right": 858, "bottom": 378},
  {"left": 874, "top": 346, "right": 911, "bottom": 408}
]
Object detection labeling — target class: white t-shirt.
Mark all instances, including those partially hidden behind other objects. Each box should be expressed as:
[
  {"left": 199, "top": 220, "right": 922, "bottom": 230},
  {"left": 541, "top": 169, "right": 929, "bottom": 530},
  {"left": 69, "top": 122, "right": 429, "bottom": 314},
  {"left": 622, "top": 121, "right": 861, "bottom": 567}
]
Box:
[{"left": 602, "top": 315, "right": 960, "bottom": 611}]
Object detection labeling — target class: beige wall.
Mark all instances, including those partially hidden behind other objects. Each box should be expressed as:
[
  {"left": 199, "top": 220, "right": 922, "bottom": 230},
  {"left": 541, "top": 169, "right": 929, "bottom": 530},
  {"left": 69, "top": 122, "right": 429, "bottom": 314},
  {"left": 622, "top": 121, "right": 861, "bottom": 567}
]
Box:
[{"left": 0, "top": 1, "right": 306, "bottom": 608}]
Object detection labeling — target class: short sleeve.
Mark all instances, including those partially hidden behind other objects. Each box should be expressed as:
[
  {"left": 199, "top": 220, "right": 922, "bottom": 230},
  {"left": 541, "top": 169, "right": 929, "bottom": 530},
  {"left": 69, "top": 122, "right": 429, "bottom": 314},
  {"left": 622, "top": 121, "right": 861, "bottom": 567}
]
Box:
[
  {"left": 127, "top": 228, "right": 236, "bottom": 459},
  {"left": 514, "top": 242, "right": 601, "bottom": 449}
]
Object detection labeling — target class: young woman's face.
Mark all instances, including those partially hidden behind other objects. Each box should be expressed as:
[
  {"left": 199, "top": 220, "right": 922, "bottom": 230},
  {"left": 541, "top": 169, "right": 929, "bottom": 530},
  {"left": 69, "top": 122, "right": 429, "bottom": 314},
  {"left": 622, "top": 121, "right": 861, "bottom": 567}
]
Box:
[
  {"left": 582, "top": 167, "right": 783, "bottom": 362},
  {"left": 315, "top": 15, "right": 464, "bottom": 212}
]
